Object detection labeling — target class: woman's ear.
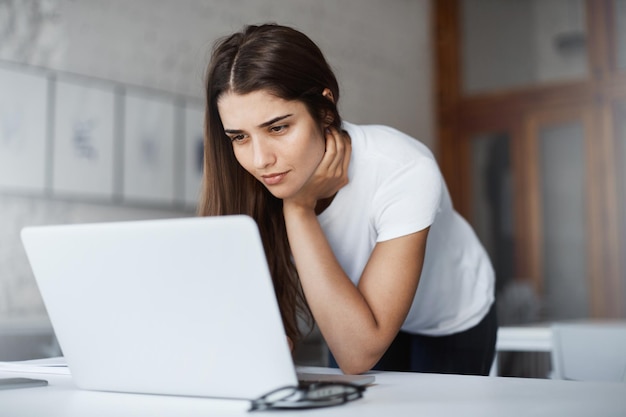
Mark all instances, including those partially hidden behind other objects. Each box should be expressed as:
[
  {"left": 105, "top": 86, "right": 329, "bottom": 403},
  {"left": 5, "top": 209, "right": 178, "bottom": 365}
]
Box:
[
  {"left": 321, "top": 88, "right": 335, "bottom": 126},
  {"left": 322, "top": 88, "right": 335, "bottom": 103}
]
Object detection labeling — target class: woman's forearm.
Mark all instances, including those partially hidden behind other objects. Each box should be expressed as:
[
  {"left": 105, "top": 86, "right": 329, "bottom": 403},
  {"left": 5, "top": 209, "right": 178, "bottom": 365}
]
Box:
[{"left": 283, "top": 203, "right": 400, "bottom": 373}]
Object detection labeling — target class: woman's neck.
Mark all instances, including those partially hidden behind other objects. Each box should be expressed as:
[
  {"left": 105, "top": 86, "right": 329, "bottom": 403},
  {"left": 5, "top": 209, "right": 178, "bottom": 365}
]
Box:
[{"left": 315, "top": 194, "right": 336, "bottom": 215}]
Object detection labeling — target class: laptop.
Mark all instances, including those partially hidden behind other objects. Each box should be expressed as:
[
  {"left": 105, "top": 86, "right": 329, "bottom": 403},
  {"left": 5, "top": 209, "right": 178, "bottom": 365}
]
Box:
[{"left": 20, "top": 215, "right": 374, "bottom": 400}]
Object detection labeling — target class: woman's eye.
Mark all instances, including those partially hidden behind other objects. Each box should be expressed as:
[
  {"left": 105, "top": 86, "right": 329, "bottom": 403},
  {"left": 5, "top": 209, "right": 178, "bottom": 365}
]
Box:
[
  {"left": 230, "top": 134, "right": 246, "bottom": 142},
  {"left": 270, "top": 125, "right": 287, "bottom": 133}
]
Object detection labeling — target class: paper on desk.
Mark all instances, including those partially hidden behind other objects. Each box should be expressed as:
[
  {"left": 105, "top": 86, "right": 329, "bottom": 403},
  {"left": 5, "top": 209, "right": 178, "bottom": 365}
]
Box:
[{"left": 0, "top": 356, "right": 70, "bottom": 375}]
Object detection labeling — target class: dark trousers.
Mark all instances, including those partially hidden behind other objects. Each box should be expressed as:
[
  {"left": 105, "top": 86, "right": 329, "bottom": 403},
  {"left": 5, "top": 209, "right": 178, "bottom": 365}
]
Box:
[{"left": 329, "top": 302, "right": 497, "bottom": 375}]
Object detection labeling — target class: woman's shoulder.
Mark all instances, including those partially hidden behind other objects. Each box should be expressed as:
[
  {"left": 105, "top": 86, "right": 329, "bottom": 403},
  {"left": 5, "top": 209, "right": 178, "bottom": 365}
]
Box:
[{"left": 342, "top": 121, "right": 436, "bottom": 165}]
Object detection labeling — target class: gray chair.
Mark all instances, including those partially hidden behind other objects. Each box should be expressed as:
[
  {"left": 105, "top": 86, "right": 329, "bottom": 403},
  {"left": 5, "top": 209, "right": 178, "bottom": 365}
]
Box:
[{"left": 551, "top": 322, "right": 626, "bottom": 382}]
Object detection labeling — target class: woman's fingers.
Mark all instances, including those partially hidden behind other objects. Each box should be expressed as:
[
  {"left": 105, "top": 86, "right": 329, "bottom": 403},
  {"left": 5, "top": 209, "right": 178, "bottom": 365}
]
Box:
[
  {"left": 284, "top": 126, "right": 350, "bottom": 207},
  {"left": 323, "top": 128, "right": 338, "bottom": 168},
  {"left": 324, "top": 127, "right": 349, "bottom": 175},
  {"left": 341, "top": 132, "right": 352, "bottom": 178},
  {"left": 324, "top": 127, "right": 350, "bottom": 184}
]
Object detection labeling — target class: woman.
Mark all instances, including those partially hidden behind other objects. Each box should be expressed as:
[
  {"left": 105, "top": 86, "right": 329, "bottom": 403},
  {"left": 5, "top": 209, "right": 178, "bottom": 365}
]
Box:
[{"left": 199, "top": 23, "right": 496, "bottom": 375}]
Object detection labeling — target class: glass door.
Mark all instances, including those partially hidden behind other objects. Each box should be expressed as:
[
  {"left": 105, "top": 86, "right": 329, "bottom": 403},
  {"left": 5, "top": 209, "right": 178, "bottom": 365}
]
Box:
[{"left": 531, "top": 115, "right": 590, "bottom": 319}]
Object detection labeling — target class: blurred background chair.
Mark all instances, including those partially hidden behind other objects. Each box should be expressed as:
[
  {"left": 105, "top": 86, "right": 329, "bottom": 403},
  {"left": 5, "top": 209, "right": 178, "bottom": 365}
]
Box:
[{"left": 551, "top": 322, "right": 626, "bottom": 382}]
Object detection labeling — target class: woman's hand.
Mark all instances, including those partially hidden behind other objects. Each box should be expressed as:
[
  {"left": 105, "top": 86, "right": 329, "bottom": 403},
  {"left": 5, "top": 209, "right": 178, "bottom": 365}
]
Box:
[{"left": 284, "top": 127, "right": 351, "bottom": 211}]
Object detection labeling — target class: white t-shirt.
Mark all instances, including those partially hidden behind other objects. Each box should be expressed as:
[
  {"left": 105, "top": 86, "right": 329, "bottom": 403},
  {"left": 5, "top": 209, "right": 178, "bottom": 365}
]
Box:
[{"left": 317, "top": 122, "right": 495, "bottom": 336}]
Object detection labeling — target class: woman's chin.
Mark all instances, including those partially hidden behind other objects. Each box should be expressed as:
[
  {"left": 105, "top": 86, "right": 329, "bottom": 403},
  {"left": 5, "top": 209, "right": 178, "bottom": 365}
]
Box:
[{"left": 262, "top": 185, "right": 291, "bottom": 200}]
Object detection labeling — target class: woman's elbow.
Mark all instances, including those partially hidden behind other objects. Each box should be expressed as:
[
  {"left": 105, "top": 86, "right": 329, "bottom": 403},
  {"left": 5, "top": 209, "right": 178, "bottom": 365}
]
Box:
[{"left": 336, "top": 352, "right": 381, "bottom": 375}]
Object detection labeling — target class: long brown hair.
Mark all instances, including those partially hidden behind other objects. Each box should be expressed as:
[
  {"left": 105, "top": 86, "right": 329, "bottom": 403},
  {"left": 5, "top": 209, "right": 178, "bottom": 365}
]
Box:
[{"left": 198, "top": 24, "right": 342, "bottom": 345}]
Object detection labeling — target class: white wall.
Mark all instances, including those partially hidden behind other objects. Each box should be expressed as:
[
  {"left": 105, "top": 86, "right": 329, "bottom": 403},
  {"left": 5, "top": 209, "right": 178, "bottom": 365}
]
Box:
[
  {"left": 1, "top": 0, "right": 433, "bottom": 144},
  {"left": 0, "top": 0, "right": 433, "bottom": 321},
  {"left": 462, "top": 0, "right": 588, "bottom": 94}
]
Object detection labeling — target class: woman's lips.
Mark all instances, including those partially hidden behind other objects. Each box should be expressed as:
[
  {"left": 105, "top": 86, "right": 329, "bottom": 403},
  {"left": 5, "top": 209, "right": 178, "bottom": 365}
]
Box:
[{"left": 261, "top": 171, "right": 288, "bottom": 186}]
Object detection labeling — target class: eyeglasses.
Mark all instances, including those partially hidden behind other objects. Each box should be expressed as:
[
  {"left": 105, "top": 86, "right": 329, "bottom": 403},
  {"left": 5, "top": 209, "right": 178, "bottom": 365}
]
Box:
[{"left": 250, "top": 382, "right": 366, "bottom": 411}]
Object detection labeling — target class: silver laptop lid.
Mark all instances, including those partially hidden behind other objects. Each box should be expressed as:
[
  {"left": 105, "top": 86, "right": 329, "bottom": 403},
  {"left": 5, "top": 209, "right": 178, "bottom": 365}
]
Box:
[{"left": 21, "top": 215, "right": 298, "bottom": 399}]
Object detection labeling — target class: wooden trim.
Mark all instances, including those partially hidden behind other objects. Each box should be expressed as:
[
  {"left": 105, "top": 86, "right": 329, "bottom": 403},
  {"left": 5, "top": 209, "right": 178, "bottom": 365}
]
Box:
[
  {"left": 522, "top": 114, "right": 543, "bottom": 294},
  {"left": 459, "top": 81, "right": 596, "bottom": 134},
  {"left": 586, "top": 0, "right": 612, "bottom": 79},
  {"left": 458, "top": 73, "right": 626, "bottom": 136},
  {"left": 434, "top": 0, "right": 463, "bottom": 212},
  {"left": 583, "top": 106, "right": 605, "bottom": 317},
  {"left": 434, "top": 0, "right": 462, "bottom": 108},
  {"left": 602, "top": 100, "right": 625, "bottom": 316},
  {"left": 599, "top": 0, "right": 618, "bottom": 73}
]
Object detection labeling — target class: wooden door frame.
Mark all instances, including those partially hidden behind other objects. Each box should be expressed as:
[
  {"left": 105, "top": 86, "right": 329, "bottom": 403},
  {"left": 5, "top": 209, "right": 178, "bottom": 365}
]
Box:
[{"left": 434, "top": 0, "right": 624, "bottom": 317}]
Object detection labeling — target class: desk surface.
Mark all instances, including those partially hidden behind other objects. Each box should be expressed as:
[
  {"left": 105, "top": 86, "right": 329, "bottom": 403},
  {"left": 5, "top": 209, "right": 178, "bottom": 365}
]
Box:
[{"left": 1, "top": 368, "right": 625, "bottom": 417}]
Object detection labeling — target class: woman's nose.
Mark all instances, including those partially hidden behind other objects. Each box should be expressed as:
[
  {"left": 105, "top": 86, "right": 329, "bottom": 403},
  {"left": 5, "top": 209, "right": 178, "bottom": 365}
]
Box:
[{"left": 252, "top": 137, "right": 276, "bottom": 169}]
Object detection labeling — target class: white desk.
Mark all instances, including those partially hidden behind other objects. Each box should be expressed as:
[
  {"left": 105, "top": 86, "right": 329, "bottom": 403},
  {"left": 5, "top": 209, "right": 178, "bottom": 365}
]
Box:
[{"left": 1, "top": 367, "right": 625, "bottom": 417}]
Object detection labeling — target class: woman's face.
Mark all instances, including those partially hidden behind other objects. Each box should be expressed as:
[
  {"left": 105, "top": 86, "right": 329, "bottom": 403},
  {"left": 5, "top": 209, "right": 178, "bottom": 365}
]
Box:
[{"left": 217, "top": 89, "right": 326, "bottom": 200}]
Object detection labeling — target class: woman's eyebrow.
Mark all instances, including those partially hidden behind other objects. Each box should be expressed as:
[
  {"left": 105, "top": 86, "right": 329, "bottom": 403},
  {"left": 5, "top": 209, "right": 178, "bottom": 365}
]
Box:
[
  {"left": 224, "top": 114, "right": 293, "bottom": 134},
  {"left": 258, "top": 114, "right": 293, "bottom": 128}
]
